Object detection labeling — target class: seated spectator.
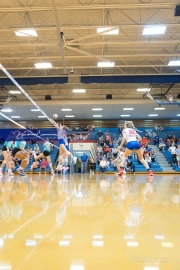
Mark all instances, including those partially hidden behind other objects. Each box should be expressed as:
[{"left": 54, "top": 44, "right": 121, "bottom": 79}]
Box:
[
  {"left": 112, "top": 146, "right": 118, "bottom": 158},
  {"left": 141, "top": 136, "right": 149, "bottom": 147},
  {"left": 158, "top": 139, "right": 166, "bottom": 152},
  {"left": 146, "top": 144, "right": 152, "bottom": 155},
  {"left": 108, "top": 139, "right": 113, "bottom": 148},
  {"left": 34, "top": 143, "right": 40, "bottom": 154},
  {"left": 172, "top": 135, "right": 178, "bottom": 144},
  {"left": 79, "top": 133, "right": 83, "bottom": 140},
  {"left": 118, "top": 127, "right": 122, "bottom": 134},
  {"left": 103, "top": 144, "right": 111, "bottom": 155},
  {"left": 144, "top": 154, "right": 151, "bottom": 168},
  {"left": 105, "top": 133, "right": 111, "bottom": 145},
  {"left": 96, "top": 152, "right": 103, "bottom": 165},
  {"left": 141, "top": 145, "right": 147, "bottom": 157},
  {"left": 99, "top": 157, "right": 108, "bottom": 174},
  {"left": 113, "top": 134, "right": 117, "bottom": 140},
  {"left": 168, "top": 142, "right": 177, "bottom": 165},
  {"left": 107, "top": 151, "right": 113, "bottom": 161},
  {"left": 105, "top": 129, "right": 109, "bottom": 135},
  {"left": 89, "top": 124, "right": 95, "bottom": 132},
  {"left": 166, "top": 134, "right": 172, "bottom": 141},
  {"left": 97, "top": 145, "right": 103, "bottom": 155},
  {"left": 149, "top": 150, "right": 157, "bottom": 164},
  {"left": 145, "top": 133, "right": 150, "bottom": 140},
  {"left": 176, "top": 144, "right": 180, "bottom": 168},
  {"left": 31, "top": 161, "right": 40, "bottom": 172},
  {"left": 125, "top": 160, "right": 135, "bottom": 174},
  {"left": 153, "top": 134, "right": 159, "bottom": 145},
  {"left": 40, "top": 158, "right": 48, "bottom": 173}
]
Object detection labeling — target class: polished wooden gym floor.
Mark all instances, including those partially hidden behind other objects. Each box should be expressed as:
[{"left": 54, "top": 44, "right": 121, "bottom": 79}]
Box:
[{"left": 0, "top": 173, "right": 179, "bottom": 270}]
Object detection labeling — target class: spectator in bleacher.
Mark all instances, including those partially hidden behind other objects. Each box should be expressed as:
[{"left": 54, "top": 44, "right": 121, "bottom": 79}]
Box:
[
  {"left": 89, "top": 124, "right": 95, "bottom": 132},
  {"left": 79, "top": 133, "right": 83, "bottom": 140},
  {"left": 176, "top": 145, "right": 180, "bottom": 168},
  {"left": 168, "top": 142, "right": 177, "bottom": 165},
  {"left": 97, "top": 145, "right": 103, "bottom": 155},
  {"left": 150, "top": 150, "right": 157, "bottom": 165},
  {"left": 31, "top": 161, "right": 40, "bottom": 172},
  {"left": 108, "top": 139, "right": 113, "bottom": 149},
  {"left": 105, "top": 129, "right": 109, "bottom": 135},
  {"left": 145, "top": 133, "right": 150, "bottom": 140},
  {"left": 112, "top": 146, "right": 118, "bottom": 158},
  {"left": 141, "top": 136, "right": 149, "bottom": 147},
  {"left": 81, "top": 152, "right": 89, "bottom": 173},
  {"left": 111, "top": 157, "right": 117, "bottom": 173},
  {"left": 153, "top": 134, "right": 159, "bottom": 145},
  {"left": 158, "top": 139, "right": 166, "bottom": 152},
  {"left": 96, "top": 152, "right": 103, "bottom": 165},
  {"left": 99, "top": 157, "right": 108, "bottom": 174},
  {"left": 117, "top": 134, "right": 123, "bottom": 145},
  {"left": 105, "top": 132, "right": 111, "bottom": 145},
  {"left": 34, "top": 143, "right": 40, "bottom": 154},
  {"left": 107, "top": 151, "right": 113, "bottom": 161},
  {"left": 103, "top": 144, "right": 111, "bottom": 156},
  {"left": 144, "top": 154, "right": 152, "bottom": 168},
  {"left": 125, "top": 159, "right": 135, "bottom": 174},
  {"left": 118, "top": 127, "right": 122, "bottom": 134},
  {"left": 146, "top": 144, "right": 152, "bottom": 155},
  {"left": 172, "top": 135, "right": 178, "bottom": 145},
  {"left": 96, "top": 130, "right": 104, "bottom": 142},
  {"left": 113, "top": 134, "right": 117, "bottom": 140}
]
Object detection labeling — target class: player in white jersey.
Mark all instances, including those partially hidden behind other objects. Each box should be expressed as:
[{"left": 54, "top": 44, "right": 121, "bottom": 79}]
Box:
[{"left": 118, "top": 121, "right": 153, "bottom": 177}]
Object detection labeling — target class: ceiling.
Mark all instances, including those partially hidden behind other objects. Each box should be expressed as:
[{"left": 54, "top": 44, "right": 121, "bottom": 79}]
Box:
[{"left": 0, "top": 0, "right": 180, "bottom": 121}]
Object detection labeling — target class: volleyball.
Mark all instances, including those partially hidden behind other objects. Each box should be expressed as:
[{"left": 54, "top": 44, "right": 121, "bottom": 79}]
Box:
[{"left": 53, "top": 114, "right": 58, "bottom": 119}]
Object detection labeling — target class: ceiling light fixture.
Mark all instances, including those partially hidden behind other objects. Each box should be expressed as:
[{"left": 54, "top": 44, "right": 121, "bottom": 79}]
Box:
[
  {"left": 137, "top": 88, "right": 151, "bottom": 92},
  {"left": 123, "top": 108, "right": 134, "bottom": 110},
  {"left": 15, "top": 29, "right": 37, "bottom": 36},
  {"left": 149, "top": 114, "right": 158, "bottom": 116},
  {"left": 1, "top": 109, "right": 13, "bottom": 112},
  {"left": 97, "top": 28, "right": 119, "bottom": 35},
  {"left": 154, "top": 107, "right": 165, "bottom": 110},
  {"left": 143, "top": 26, "right": 166, "bottom": 35},
  {"left": 73, "top": 89, "right": 86, "bottom": 93},
  {"left": 11, "top": 116, "right": 20, "bottom": 118},
  {"left": 31, "top": 109, "right": 40, "bottom": 111},
  {"left": 93, "top": 115, "right": 102, "bottom": 117},
  {"left": 92, "top": 108, "right": 103, "bottom": 111},
  {"left": 35, "top": 62, "right": 52, "bottom": 68},
  {"left": 121, "top": 115, "right": 130, "bottom": 117},
  {"left": 65, "top": 115, "right": 75, "bottom": 117},
  {"left": 9, "top": 90, "right": 21, "bottom": 94},
  {"left": 177, "top": 114, "right": 180, "bottom": 116},
  {"left": 38, "top": 115, "right": 46, "bottom": 118},
  {"left": 168, "top": 60, "right": 180, "bottom": 66},
  {"left": 61, "top": 109, "right": 72, "bottom": 111},
  {"left": 97, "top": 62, "right": 115, "bottom": 67}
]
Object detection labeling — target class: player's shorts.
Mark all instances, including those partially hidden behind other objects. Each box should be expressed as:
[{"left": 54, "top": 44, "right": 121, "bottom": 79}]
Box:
[
  {"left": 58, "top": 139, "right": 65, "bottom": 145},
  {"left": 126, "top": 141, "right": 141, "bottom": 150},
  {"left": 12, "top": 147, "right": 21, "bottom": 157},
  {"left": 65, "top": 145, "right": 69, "bottom": 151},
  {"left": 2, "top": 145, "right": 7, "bottom": 152},
  {"left": 43, "top": 150, "right": 50, "bottom": 157}
]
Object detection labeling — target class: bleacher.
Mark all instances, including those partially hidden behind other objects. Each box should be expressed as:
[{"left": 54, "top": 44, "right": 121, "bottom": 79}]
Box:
[{"left": 162, "top": 149, "right": 180, "bottom": 173}]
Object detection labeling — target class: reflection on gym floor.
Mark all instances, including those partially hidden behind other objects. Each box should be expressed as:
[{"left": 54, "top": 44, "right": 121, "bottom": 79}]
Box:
[{"left": 0, "top": 173, "right": 179, "bottom": 270}]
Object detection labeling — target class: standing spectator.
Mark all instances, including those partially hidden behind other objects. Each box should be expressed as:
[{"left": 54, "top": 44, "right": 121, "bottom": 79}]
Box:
[
  {"left": 99, "top": 157, "right": 108, "bottom": 174},
  {"left": 168, "top": 142, "right": 177, "bottom": 165},
  {"left": 176, "top": 145, "right": 180, "bottom": 168},
  {"left": 153, "top": 134, "right": 159, "bottom": 145},
  {"left": 80, "top": 152, "right": 88, "bottom": 173},
  {"left": 96, "top": 130, "right": 104, "bottom": 143},
  {"left": 112, "top": 146, "right": 118, "bottom": 158}
]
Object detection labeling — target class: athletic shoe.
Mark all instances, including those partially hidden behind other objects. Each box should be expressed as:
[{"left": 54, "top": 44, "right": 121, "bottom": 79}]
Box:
[
  {"left": 50, "top": 170, "right": 54, "bottom": 175},
  {"left": 148, "top": 170, "right": 153, "bottom": 177},
  {"left": 56, "top": 165, "right": 64, "bottom": 171},
  {"left": 117, "top": 169, "right": 124, "bottom": 176},
  {"left": 17, "top": 168, "right": 26, "bottom": 176}
]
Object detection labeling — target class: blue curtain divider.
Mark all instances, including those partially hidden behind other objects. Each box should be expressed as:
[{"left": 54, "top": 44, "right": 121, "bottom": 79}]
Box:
[
  {"left": 0, "top": 77, "right": 68, "bottom": 86},
  {"left": 81, "top": 75, "right": 180, "bottom": 84}
]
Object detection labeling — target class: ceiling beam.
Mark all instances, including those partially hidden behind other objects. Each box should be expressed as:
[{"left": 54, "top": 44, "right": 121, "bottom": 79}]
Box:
[{"left": 0, "top": 3, "right": 174, "bottom": 13}]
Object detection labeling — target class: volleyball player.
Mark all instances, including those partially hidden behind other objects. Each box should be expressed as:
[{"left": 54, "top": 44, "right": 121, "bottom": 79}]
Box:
[
  {"left": 117, "top": 121, "right": 153, "bottom": 176},
  {"left": 33, "top": 138, "right": 54, "bottom": 174},
  {"left": 0, "top": 133, "right": 14, "bottom": 176},
  {"left": 12, "top": 137, "right": 29, "bottom": 176}
]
